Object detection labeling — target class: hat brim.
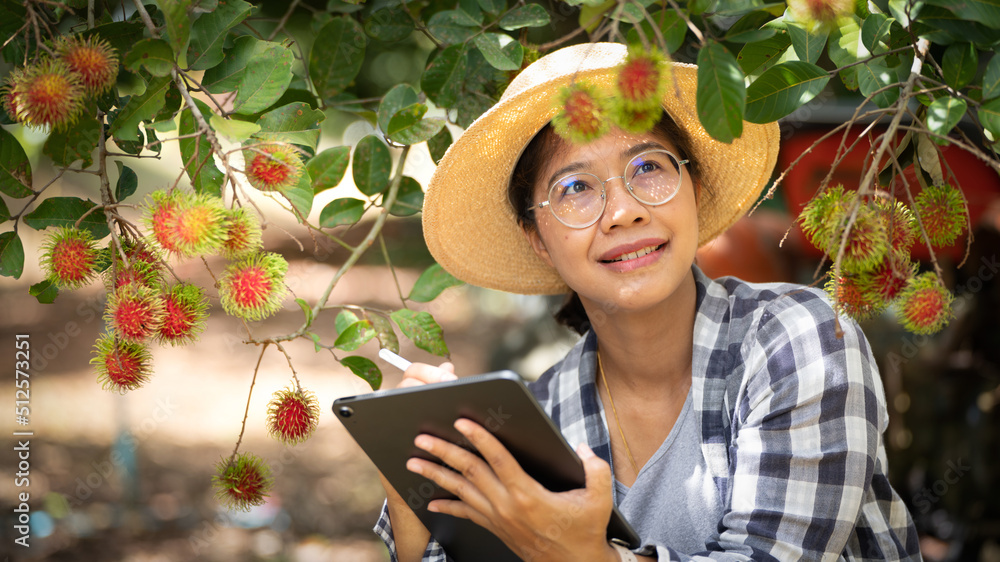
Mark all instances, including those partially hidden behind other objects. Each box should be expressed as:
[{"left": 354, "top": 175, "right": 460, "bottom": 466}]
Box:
[{"left": 422, "top": 43, "right": 780, "bottom": 295}]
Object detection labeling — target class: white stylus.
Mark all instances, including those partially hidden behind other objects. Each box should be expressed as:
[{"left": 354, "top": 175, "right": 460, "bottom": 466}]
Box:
[{"left": 379, "top": 348, "right": 412, "bottom": 371}]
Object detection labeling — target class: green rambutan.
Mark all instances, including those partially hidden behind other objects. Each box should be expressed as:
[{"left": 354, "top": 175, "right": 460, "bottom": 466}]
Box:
[
  {"left": 266, "top": 385, "right": 321, "bottom": 445},
  {"left": 91, "top": 332, "right": 153, "bottom": 393},
  {"left": 40, "top": 226, "right": 101, "bottom": 289},
  {"left": 1, "top": 68, "right": 25, "bottom": 122},
  {"left": 609, "top": 103, "right": 663, "bottom": 135},
  {"left": 616, "top": 44, "right": 667, "bottom": 111},
  {"left": 220, "top": 207, "right": 263, "bottom": 260},
  {"left": 213, "top": 453, "right": 273, "bottom": 511},
  {"left": 826, "top": 273, "right": 884, "bottom": 320},
  {"left": 836, "top": 203, "right": 889, "bottom": 273},
  {"left": 799, "top": 185, "right": 855, "bottom": 253},
  {"left": 56, "top": 35, "right": 119, "bottom": 95},
  {"left": 219, "top": 252, "right": 288, "bottom": 321},
  {"left": 105, "top": 283, "right": 165, "bottom": 343},
  {"left": 12, "top": 59, "right": 85, "bottom": 130},
  {"left": 170, "top": 194, "right": 228, "bottom": 257},
  {"left": 157, "top": 283, "right": 209, "bottom": 346},
  {"left": 912, "top": 183, "right": 966, "bottom": 247},
  {"left": 876, "top": 199, "right": 917, "bottom": 254},
  {"left": 552, "top": 82, "right": 610, "bottom": 145},
  {"left": 243, "top": 144, "right": 303, "bottom": 192},
  {"left": 897, "top": 272, "right": 954, "bottom": 335}
]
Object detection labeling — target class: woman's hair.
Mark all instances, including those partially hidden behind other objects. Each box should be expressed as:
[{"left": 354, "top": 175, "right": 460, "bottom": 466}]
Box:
[{"left": 507, "top": 112, "right": 704, "bottom": 335}]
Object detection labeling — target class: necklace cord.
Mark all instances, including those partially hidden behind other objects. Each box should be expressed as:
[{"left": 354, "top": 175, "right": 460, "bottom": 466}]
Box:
[{"left": 597, "top": 352, "right": 639, "bottom": 475}]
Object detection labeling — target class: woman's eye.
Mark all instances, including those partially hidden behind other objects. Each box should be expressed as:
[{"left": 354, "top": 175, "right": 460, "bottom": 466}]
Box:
[{"left": 558, "top": 179, "right": 593, "bottom": 196}]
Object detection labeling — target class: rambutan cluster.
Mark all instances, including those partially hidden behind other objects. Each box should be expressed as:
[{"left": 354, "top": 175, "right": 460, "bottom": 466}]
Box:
[
  {"left": 2, "top": 35, "right": 118, "bottom": 130},
  {"left": 799, "top": 184, "right": 966, "bottom": 335},
  {"left": 552, "top": 45, "right": 669, "bottom": 144}
]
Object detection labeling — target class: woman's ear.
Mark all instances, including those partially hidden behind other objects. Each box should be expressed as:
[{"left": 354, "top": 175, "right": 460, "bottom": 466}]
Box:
[{"left": 522, "top": 226, "right": 554, "bottom": 268}]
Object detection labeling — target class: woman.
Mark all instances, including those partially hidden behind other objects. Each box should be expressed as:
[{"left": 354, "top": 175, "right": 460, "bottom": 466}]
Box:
[{"left": 375, "top": 43, "right": 921, "bottom": 561}]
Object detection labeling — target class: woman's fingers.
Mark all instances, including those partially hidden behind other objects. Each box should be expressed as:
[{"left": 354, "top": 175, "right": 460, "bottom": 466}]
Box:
[
  {"left": 454, "top": 419, "right": 536, "bottom": 491},
  {"left": 398, "top": 361, "right": 457, "bottom": 387},
  {"left": 406, "top": 451, "right": 495, "bottom": 517},
  {"left": 577, "top": 443, "right": 613, "bottom": 507}
]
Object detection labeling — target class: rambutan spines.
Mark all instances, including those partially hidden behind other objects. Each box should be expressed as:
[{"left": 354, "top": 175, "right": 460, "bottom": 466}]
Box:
[
  {"left": 219, "top": 252, "right": 289, "bottom": 322},
  {"left": 41, "top": 227, "right": 101, "bottom": 289},
  {"left": 91, "top": 332, "right": 153, "bottom": 393},
  {"left": 826, "top": 273, "right": 885, "bottom": 320},
  {"left": 12, "top": 59, "right": 85, "bottom": 130},
  {"left": 171, "top": 195, "right": 228, "bottom": 257},
  {"left": 266, "top": 386, "right": 321, "bottom": 445},
  {"left": 56, "top": 35, "right": 119, "bottom": 95},
  {"left": 243, "top": 144, "right": 303, "bottom": 192},
  {"left": 876, "top": 199, "right": 917, "bottom": 254},
  {"left": 552, "top": 83, "right": 610, "bottom": 145},
  {"left": 609, "top": 103, "right": 663, "bottom": 135},
  {"left": 897, "top": 272, "right": 954, "bottom": 335},
  {"left": 213, "top": 453, "right": 273, "bottom": 511},
  {"left": 2, "top": 68, "right": 24, "bottom": 122},
  {"left": 144, "top": 191, "right": 185, "bottom": 254},
  {"left": 836, "top": 204, "right": 889, "bottom": 273},
  {"left": 616, "top": 45, "right": 667, "bottom": 111},
  {"left": 157, "top": 283, "right": 209, "bottom": 346},
  {"left": 799, "top": 185, "right": 855, "bottom": 253},
  {"left": 106, "top": 240, "right": 164, "bottom": 290},
  {"left": 221, "top": 207, "right": 263, "bottom": 260},
  {"left": 106, "top": 283, "right": 165, "bottom": 343},
  {"left": 912, "top": 183, "right": 966, "bottom": 247},
  {"left": 863, "top": 252, "right": 917, "bottom": 303}
]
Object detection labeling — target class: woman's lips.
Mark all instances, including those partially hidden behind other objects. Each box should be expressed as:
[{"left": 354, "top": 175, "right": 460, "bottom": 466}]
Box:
[{"left": 599, "top": 241, "right": 667, "bottom": 272}]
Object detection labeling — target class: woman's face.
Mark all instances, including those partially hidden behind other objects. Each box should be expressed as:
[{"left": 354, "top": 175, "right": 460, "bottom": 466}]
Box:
[{"left": 524, "top": 128, "right": 700, "bottom": 313}]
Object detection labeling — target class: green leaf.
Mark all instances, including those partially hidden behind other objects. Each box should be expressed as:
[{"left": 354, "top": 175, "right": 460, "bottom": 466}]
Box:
[
  {"left": 477, "top": 0, "right": 504, "bottom": 15},
  {"left": 44, "top": 113, "right": 101, "bottom": 168},
  {"left": 334, "top": 319, "right": 376, "bottom": 351},
  {"left": 319, "top": 197, "right": 365, "bottom": 227},
  {"left": 203, "top": 35, "right": 259, "bottom": 93},
  {"left": 977, "top": 97, "right": 1000, "bottom": 139},
  {"left": 115, "top": 162, "right": 138, "bottom": 201},
  {"left": 427, "top": 10, "right": 480, "bottom": 44},
  {"left": 0, "top": 128, "right": 32, "bottom": 198},
  {"left": 178, "top": 99, "right": 224, "bottom": 196},
  {"left": 473, "top": 33, "right": 522, "bottom": 71},
  {"left": 984, "top": 54, "right": 1000, "bottom": 101},
  {"left": 861, "top": 13, "right": 894, "bottom": 53},
  {"left": 697, "top": 41, "right": 745, "bottom": 143},
  {"left": 0, "top": 195, "right": 7, "bottom": 219},
  {"left": 124, "top": 38, "right": 175, "bottom": 77},
  {"left": 23, "top": 197, "right": 110, "bottom": 239},
  {"left": 924, "top": 0, "right": 1000, "bottom": 29},
  {"left": 309, "top": 16, "right": 367, "bottom": 104},
  {"left": 388, "top": 176, "right": 424, "bottom": 217},
  {"left": 83, "top": 21, "right": 146, "bottom": 63},
  {"left": 499, "top": 4, "right": 551, "bottom": 29},
  {"left": 187, "top": 0, "right": 253, "bottom": 70},
  {"left": 209, "top": 114, "right": 260, "bottom": 142},
  {"left": 305, "top": 330, "right": 323, "bottom": 351},
  {"left": 724, "top": 11, "right": 776, "bottom": 43},
  {"left": 282, "top": 170, "right": 314, "bottom": 222},
  {"left": 926, "top": 97, "right": 967, "bottom": 142},
  {"left": 353, "top": 135, "right": 392, "bottom": 197},
  {"left": 336, "top": 309, "right": 360, "bottom": 334},
  {"left": 387, "top": 105, "right": 446, "bottom": 145},
  {"left": 29, "top": 279, "right": 58, "bottom": 304},
  {"left": 370, "top": 314, "right": 399, "bottom": 354},
  {"left": 377, "top": 84, "right": 419, "bottom": 134},
  {"left": 408, "top": 263, "right": 463, "bottom": 303},
  {"left": 941, "top": 42, "right": 977, "bottom": 90},
  {"left": 156, "top": 0, "right": 192, "bottom": 55},
  {"left": 0, "top": 231, "right": 24, "bottom": 279},
  {"left": 110, "top": 76, "right": 171, "bottom": 145},
  {"left": 232, "top": 42, "right": 295, "bottom": 115},
  {"left": 363, "top": 5, "right": 415, "bottom": 42},
  {"left": 857, "top": 60, "right": 899, "bottom": 108},
  {"left": 390, "top": 309, "right": 449, "bottom": 357},
  {"left": 737, "top": 30, "right": 791, "bottom": 76},
  {"left": 786, "top": 22, "right": 828, "bottom": 64},
  {"left": 421, "top": 44, "right": 467, "bottom": 108},
  {"left": 254, "top": 102, "right": 326, "bottom": 150},
  {"left": 308, "top": 146, "right": 351, "bottom": 193},
  {"left": 828, "top": 15, "right": 869, "bottom": 91},
  {"left": 340, "top": 356, "right": 382, "bottom": 390},
  {"left": 745, "top": 61, "right": 831, "bottom": 123},
  {"left": 427, "top": 126, "right": 453, "bottom": 165},
  {"left": 295, "top": 297, "right": 314, "bottom": 324}
]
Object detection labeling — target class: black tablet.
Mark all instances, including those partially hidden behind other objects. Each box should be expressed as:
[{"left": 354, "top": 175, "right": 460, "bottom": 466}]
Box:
[{"left": 333, "top": 370, "right": 640, "bottom": 561}]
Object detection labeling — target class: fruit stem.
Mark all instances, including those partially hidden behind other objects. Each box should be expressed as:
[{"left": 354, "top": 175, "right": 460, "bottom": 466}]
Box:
[{"left": 230, "top": 343, "right": 268, "bottom": 464}]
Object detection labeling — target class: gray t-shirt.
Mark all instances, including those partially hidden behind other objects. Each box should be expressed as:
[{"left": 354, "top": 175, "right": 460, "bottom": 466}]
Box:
[{"left": 605, "top": 390, "right": 724, "bottom": 554}]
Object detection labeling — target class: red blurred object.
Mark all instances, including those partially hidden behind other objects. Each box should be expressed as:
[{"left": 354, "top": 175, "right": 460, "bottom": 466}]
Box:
[{"left": 779, "top": 128, "right": 1000, "bottom": 262}]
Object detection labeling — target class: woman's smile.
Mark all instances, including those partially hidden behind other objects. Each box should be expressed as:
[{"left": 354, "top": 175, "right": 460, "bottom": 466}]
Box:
[{"left": 598, "top": 239, "right": 668, "bottom": 272}]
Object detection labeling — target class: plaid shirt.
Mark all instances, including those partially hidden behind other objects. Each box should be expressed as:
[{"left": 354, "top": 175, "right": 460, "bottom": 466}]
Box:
[{"left": 375, "top": 267, "right": 922, "bottom": 561}]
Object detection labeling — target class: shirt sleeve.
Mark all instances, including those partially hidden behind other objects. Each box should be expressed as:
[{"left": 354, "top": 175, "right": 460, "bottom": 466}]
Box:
[
  {"left": 646, "top": 298, "right": 895, "bottom": 561},
  {"left": 373, "top": 499, "right": 449, "bottom": 562}
]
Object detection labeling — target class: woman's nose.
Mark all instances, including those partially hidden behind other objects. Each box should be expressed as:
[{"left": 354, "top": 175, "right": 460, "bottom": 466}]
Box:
[{"left": 600, "top": 177, "right": 650, "bottom": 231}]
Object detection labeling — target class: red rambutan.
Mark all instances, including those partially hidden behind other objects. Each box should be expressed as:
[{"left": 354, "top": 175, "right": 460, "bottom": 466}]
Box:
[
  {"left": 1, "top": 68, "right": 25, "bottom": 122},
  {"left": 91, "top": 332, "right": 153, "bottom": 393},
  {"left": 826, "top": 273, "right": 884, "bottom": 320},
  {"left": 105, "top": 283, "right": 165, "bottom": 343},
  {"left": 157, "top": 283, "right": 209, "bottom": 346},
  {"left": 12, "top": 59, "right": 85, "bottom": 130},
  {"left": 863, "top": 251, "right": 917, "bottom": 303},
  {"left": 56, "top": 35, "right": 119, "bottom": 95},
  {"left": 552, "top": 83, "right": 610, "bottom": 145},
  {"left": 266, "top": 385, "right": 321, "bottom": 445},
  {"left": 897, "top": 272, "right": 954, "bottom": 335},
  {"left": 876, "top": 199, "right": 917, "bottom": 254},
  {"left": 143, "top": 191, "right": 184, "bottom": 254},
  {"left": 219, "top": 252, "right": 288, "bottom": 321},
  {"left": 40, "top": 226, "right": 102, "bottom": 289},
  {"left": 170, "top": 194, "right": 227, "bottom": 257},
  {"left": 243, "top": 144, "right": 303, "bottom": 192},
  {"left": 912, "top": 183, "right": 966, "bottom": 247},
  {"left": 213, "top": 453, "right": 273, "bottom": 511},
  {"left": 616, "top": 44, "right": 667, "bottom": 111}
]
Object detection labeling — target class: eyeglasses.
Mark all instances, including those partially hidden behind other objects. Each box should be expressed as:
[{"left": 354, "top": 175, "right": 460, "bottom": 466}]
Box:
[{"left": 532, "top": 150, "right": 690, "bottom": 229}]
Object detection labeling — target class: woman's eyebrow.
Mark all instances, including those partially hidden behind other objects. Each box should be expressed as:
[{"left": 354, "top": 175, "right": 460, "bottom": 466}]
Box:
[{"left": 546, "top": 141, "right": 670, "bottom": 187}]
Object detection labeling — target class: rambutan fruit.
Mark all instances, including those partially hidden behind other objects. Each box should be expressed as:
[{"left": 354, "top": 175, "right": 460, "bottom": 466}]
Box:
[
  {"left": 836, "top": 203, "right": 889, "bottom": 274},
  {"left": 91, "top": 332, "right": 153, "bottom": 393},
  {"left": 552, "top": 82, "right": 610, "bottom": 145},
  {"left": 243, "top": 144, "right": 303, "bottom": 192},
  {"left": 143, "top": 191, "right": 185, "bottom": 254},
  {"left": 220, "top": 207, "right": 263, "bottom": 260},
  {"left": 105, "top": 283, "right": 165, "bottom": 343},
  {"left": 616, "top": 44, "right": 667, "bottom": 111},
  {"left": 56, "top": 35, "right": 119, "bottom": 95},
  {"left": 12, "top": 59, "right": 85, "bottom": 130},
  {"left": 876, "top": 199, "right": 916, "bottom": 254},
  {"left": 107, "top": 240, "right": 164, "bottom": 289},
  {"left": 213, "top": 453, "right": 273, "bottom": 511},
  {"left": 609, "top": 102, "right": 663, "bottom": 134},
  {"left": 799, "top": 185, "right": 855, "bottom": 253},
  {"left": 826, "top": 273, "right": 884, "bottom": 320},
  {"left": 40, "top": 226, "right": 101, "bottom": 289},
  {"left": 897, "top": 272, "right": 954, "bottom": 335},
  {"left": 912, "top": 183, "right": 966, "bottom": 247},
  {"left": 266, "top": 385, "right": 321, "bottom": 445},
  {"left": 219, "top": 252, "right": 288, "bottom": 321},
  {"left": 862, "top": 251, "right": 917, "bottom": 303},
  {"left": 157, "top": 283, "right": 209, "bottom": 346},
  {"left": 787, "top": 0, "right": 854, "bottom": 31},
  {"left": 170, "top": 194, "right": 227, "bottom": 257},
  {"left": 1, "top": 68, "right": 25, "bottom": 122}
]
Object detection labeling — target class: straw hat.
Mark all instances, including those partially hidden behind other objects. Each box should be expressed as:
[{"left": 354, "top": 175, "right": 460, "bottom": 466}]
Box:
[{"left": 422, "top": 42, "right": 780, "bottom": 295}]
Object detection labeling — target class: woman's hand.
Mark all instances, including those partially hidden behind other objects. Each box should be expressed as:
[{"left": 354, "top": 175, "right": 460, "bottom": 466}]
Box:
[
  {"left": 407, "top": 418, "right": 620, "bottom": 562},
  {"left": 398, "top": 360, "right": 457, "bottom": 387}
]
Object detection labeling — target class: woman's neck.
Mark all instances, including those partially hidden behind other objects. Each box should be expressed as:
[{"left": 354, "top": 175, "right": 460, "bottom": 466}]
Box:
[{"left": 584, "top": 269, "right": 697, "bottom": 393}]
